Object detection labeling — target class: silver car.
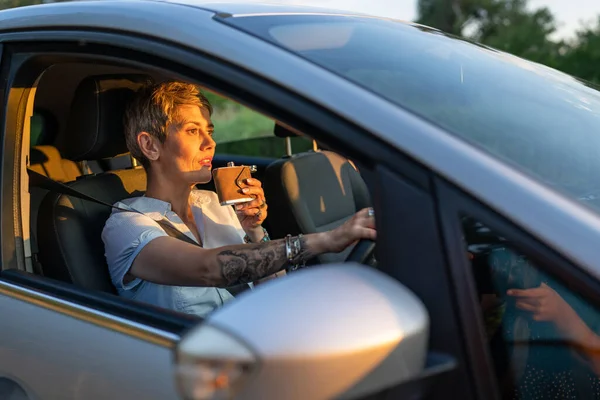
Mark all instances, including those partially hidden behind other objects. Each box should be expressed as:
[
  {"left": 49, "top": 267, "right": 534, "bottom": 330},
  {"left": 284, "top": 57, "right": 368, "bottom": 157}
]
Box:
[{"left": 1, "top": 1, "right": 600, "bottom": 399}]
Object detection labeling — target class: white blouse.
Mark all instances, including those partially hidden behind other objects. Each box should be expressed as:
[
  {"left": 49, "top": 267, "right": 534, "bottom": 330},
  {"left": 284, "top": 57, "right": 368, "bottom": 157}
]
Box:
[{"left": 102, "top": 189, "right": 270, "bottom": 317}]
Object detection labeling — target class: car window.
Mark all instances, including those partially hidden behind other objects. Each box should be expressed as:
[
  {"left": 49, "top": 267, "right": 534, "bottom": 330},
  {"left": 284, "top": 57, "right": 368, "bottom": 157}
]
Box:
[
  {"left": 30, "top": 113, "right": 44, "bottom": 146},
  {"left": 462, "top": 215, "right": 600, "bottom": 399},
  {"left": 206, "top": 91, "right": 312, "bottom": 157},
  {"left": 224, "top": 15, "right": 600, "bottom": 215}
]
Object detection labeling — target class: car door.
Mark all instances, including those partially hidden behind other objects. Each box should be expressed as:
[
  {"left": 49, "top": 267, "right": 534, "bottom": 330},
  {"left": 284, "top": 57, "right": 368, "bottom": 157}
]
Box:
[
  {"left": 0, "top": 22, "right": 465, "bottom": 400},
  {"left": 435, "top": 177, "right": 600, "bottom": 400},
  {"left": 0, "top": 35, "right": 198, "bottom": 400}
]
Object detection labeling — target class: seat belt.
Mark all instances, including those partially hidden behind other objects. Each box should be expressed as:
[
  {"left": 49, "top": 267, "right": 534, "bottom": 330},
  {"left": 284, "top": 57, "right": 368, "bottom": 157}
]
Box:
[
  {"left": 27, "top": 168, "right": 200, "bottom": 247},
  {"left": 27, "top": 168, "right": 253, "bottom": 296}
]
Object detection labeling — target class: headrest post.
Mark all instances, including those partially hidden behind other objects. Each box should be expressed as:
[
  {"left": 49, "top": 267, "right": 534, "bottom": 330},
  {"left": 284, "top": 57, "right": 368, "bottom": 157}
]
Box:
[
  {"left": 78, "top": 161, "right": 92, "bottom": 175},
  {"left": 285, "top": 137, "right": 293, "bottom": 157},
  {"left": 130, "top": 154, "right": 142, "bottom": 169}
]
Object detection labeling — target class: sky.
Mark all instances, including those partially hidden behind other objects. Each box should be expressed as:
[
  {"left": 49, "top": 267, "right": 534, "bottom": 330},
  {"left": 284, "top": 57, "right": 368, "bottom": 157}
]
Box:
[{"left": 226, "top": 0, "right": 600, "bottom": 40}]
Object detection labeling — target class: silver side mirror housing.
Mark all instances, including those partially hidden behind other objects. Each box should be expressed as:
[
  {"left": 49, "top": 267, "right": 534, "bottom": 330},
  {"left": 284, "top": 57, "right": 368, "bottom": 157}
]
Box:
[{"left": 175, "top": 264, "right": 429, "bottom": 400}]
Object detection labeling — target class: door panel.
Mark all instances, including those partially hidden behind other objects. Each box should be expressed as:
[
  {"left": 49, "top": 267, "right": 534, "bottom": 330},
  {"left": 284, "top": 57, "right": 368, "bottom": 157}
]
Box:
[
  {"left": 0, "top": 280, "right": 181, "bottom": 399},
  {"left": 461, "top": 216, "right": 600, "bottom": 399},
  {"left": 437, "top": 179, "right": 600, "bottom": 400}
]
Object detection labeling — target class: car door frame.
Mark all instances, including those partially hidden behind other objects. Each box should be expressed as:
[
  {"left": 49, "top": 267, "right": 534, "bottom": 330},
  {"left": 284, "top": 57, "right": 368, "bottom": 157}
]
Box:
[
  {"left": 0, "top": 33, "right": 203, "bottom": 400},
  {"left": 435, "top": 175, "right": 600, "bottom": 399},
  {"left": 0, "top": 28, "right": 500, "bottom": 400}
]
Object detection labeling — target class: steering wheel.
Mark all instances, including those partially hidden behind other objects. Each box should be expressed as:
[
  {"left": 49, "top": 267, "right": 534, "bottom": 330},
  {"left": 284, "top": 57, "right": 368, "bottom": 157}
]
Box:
[{"left": 345, "top": 239, "right": 377, "bottom": 266}]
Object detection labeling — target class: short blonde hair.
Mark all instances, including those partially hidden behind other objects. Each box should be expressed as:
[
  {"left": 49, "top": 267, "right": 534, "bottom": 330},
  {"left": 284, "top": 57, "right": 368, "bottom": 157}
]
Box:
[{"left": 124, "top": 81, "right": 213, "bottom": 168}]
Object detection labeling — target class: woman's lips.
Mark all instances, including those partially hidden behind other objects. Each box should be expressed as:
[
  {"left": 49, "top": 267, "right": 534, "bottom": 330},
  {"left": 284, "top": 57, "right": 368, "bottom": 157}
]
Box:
[{"left": 199, "top": 158, "right": 213, "bottom": 167}]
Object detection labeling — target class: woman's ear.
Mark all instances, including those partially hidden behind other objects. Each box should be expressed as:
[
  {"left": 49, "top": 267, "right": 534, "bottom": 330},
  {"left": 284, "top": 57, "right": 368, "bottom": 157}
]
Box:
[{"left": 137, "top": 132, "right": 160, "bottom": 161}]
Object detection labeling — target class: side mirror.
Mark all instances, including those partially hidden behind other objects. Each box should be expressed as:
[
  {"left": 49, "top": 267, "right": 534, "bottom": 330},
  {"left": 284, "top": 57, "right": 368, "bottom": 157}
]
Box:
[{"left": 174, "top": 264, "right": 429, "bottom": 400}]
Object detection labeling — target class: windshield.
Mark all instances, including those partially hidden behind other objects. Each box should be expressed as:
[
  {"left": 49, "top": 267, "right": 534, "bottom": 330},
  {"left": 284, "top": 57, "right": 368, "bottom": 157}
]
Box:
[{"left": 223, "top": 15, "right": 600, "bottom": 210}]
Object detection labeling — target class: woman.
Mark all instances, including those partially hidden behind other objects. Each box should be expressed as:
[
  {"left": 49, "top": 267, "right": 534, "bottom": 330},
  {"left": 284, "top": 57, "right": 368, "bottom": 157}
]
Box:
[{"left": 102, "top": 81, "right": 376, "bottom": 317}]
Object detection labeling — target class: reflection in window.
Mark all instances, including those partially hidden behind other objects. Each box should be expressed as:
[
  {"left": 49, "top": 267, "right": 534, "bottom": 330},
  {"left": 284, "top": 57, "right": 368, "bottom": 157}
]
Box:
[
  {"left": 203, "top": 91, "right": 313, "bottom": 158},
  {"left": 227, "top": 15, "right": 600, "bottom": 213},
  {"left": 204, "top": 91, "right": 273, "bottom": 145},
  {"left": 462, "top": 216, "right": 600, "bottom": 399}
]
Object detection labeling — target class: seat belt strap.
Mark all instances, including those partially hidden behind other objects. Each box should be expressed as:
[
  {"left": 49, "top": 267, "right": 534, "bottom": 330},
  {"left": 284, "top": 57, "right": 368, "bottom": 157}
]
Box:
[
  {"left": 27, "top": 168, "right": 255, "bottom": 296},
  {"left": 27, "top": 168, "right": 200, "bottom": 247}
]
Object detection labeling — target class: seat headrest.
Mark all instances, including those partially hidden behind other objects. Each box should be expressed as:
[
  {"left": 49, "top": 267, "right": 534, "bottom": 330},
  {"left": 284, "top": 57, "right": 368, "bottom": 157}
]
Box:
[
  {"left": 59, "top": 74, "right": 152, "bottom": 161},
  {"left": 274, "top": 123, "right": 303, "bottom": 138}
]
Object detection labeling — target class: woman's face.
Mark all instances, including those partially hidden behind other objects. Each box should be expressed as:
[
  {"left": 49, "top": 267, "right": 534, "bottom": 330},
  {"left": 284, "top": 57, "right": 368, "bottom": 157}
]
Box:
[{"left": 158, "top": 104, "right": 216, "bottom": 185}]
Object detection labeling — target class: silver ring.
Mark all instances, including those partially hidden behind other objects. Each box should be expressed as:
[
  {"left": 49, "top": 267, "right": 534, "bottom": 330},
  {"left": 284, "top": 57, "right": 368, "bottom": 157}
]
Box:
[{"left": 368, "top": 208, "right": 375, "bottom": 217}]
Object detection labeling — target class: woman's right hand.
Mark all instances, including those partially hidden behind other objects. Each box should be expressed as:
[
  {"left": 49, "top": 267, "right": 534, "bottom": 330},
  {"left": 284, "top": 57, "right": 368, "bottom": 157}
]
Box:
[{"left": 325, "top": 208, "right": 377, "bottom": 253}]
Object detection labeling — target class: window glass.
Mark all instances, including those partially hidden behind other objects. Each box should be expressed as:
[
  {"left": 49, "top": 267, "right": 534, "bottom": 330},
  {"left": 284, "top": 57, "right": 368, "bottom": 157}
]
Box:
[
  {"left": 225, "top": 15, "right": 600, "bottom": 214},
  {"left": 462, "top": 215, "right": 600, "bottom": 399},
  {"left": 205, "top": 91, "right": 312, "bottom": 157},
  {"left": 30, "top": 113, "right": 45, "bottom": 146}
]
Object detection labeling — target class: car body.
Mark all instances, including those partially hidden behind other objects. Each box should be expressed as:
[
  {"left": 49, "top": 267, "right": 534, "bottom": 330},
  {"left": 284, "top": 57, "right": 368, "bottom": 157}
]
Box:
[{"left": 1, "top": 1, "right": 600, "bottom": 399}]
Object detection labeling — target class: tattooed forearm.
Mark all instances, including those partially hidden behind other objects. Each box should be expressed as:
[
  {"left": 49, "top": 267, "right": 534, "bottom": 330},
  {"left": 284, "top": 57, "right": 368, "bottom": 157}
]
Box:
[{"left": 217, "top": 236, "right": 316, "bottom": 286}]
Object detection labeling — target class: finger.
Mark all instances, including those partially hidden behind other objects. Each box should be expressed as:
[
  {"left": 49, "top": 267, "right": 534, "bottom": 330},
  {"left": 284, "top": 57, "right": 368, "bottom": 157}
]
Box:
[
  {"left": 521, "top": 297, "right": 540, "bottom": 306},
  {"left": 532, "top": 314, "right": 550, "bottom": 322},
  {"left": 357, "top": 208, "right": 374, "bottom": 218},
  {"left": 355, "top": 213, "right": 376, "bottom": 229},
  {"left": 243, "top": 178, "right": 262, "bottom": 188},
  {"left": 240, "top": 187, "right": 265, "bottom": 197},
  {"left": 256, "top": 209, "right": 267, "bottom": 222},
  {"left": 507, "top": 287, "right": 546, "bottom": 298},
  {"left": 515, "top": 300, "right": 538, "bottom": 310},
  {"left": 236, "top": 208, "right": 261, "bottom": 217},
  {"left": 363, "top": 216, "right": 376, "bottom": 229},
  {"left": 235, "top": 198, "right": 265, "bottom": 210},
  {"left": 357, "top": 227, "right": 377, "bottom": 241}
]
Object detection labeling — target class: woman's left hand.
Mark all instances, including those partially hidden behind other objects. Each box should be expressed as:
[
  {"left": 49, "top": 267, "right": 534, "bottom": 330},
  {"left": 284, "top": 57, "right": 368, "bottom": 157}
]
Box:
[
  {"left": 508, "top": 283, "right": 588, "bottom": 341},
  {"left": 235, "top": 178, "right": 268, "bottom": 232}
]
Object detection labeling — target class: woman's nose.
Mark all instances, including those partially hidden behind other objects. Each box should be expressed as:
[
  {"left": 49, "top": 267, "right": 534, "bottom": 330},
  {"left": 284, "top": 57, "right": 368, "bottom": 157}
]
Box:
[{"left": 201, "top": 134, "right": 216, "bottom": 150}]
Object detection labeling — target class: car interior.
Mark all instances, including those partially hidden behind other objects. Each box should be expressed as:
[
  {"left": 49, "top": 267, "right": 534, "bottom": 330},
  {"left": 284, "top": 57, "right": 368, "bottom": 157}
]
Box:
[{"left": 21, "top": 61, "right": 373, "bottom": 309}]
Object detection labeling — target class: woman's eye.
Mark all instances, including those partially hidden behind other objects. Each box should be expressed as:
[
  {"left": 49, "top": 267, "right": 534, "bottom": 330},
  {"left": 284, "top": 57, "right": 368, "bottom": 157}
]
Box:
[{"left": 188, "top": 129, "right": 199, "bottom": 135}]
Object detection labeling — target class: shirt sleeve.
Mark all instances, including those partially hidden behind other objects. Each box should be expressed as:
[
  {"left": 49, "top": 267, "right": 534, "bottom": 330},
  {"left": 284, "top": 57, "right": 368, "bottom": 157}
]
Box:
[{"left": 101, "top": 210, "right": 168, "bottom": 292}]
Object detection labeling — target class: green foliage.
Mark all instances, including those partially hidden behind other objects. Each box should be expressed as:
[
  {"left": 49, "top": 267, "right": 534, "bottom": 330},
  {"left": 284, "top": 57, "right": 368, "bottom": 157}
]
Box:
[
  {"left": 560, "top": 17, "right": 600, "bottom": 83},
  {"left": 417, "top": 0, "right": 600, "bottom": 84},
  {"left": 206, "top": 92, "right": 274, "bottom": 144},
  {"left": 204, "top": 90, "right": 313, "bottom": 158},
  {"left": 0, "top": 0, "right": 42, "bottom": 11},
  {"left": 203, "top": 91, "right": 278, "bottom": 155}
]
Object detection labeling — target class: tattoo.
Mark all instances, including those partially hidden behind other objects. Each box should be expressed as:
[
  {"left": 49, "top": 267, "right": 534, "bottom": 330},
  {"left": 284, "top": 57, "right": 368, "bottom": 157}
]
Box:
[{"left": 217, "top": 236, "right": 314, "bottom": 286}]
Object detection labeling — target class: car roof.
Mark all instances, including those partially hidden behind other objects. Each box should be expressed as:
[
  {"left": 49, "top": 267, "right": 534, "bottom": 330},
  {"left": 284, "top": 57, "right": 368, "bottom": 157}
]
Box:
[
  {"left": 0, "top": 0, "right": 414, "bottom": 30},
  {"left": 1, "top": 0, "right": 375, "bottom": 17},
  {"left": 159, "top": 1, "right": 373, "bottom": 17}
]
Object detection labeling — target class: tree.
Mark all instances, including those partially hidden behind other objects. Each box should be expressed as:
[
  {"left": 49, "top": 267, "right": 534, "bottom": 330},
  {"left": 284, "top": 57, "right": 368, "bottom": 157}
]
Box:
[
  {"left": 417, "top": 0, "right": 463, "bottom": 35},
  {"left": 472, "top": 1, "right": 562, "bottom": 67},
  {"left": 559, "top": 17, "right": 600, "bottom": 83},
  {"left": 417, "top": 0, "right": 521, "bottom": 37},
  {"left": 0, "top": 0, "right": 44, "bottom": 11},
  {"left": 417, "top": 0, "right": 563, "bottom": 69}
]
